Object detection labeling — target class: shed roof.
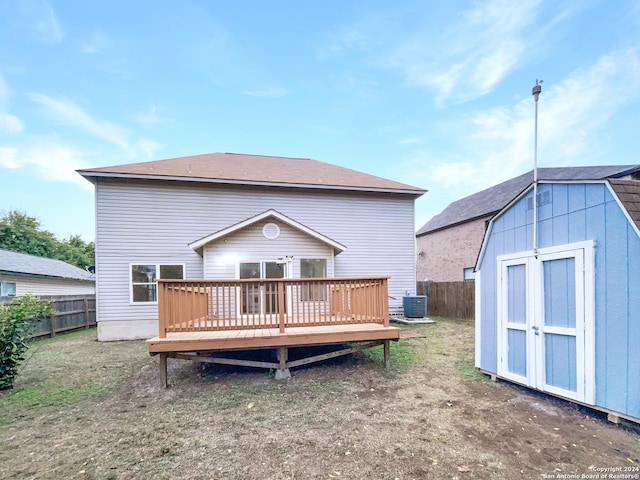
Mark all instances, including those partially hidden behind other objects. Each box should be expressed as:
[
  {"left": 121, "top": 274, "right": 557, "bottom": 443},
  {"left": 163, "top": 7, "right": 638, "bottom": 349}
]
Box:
[
  {"left": 476, "top": 178, "right": 640, "bottom": 270},
  {"left": 417, "top": 165, "right": 640, "bottom": 236},
  {"left": 609, "top": 179, "right": 640, "bottom": 232},
  {"left": 78, "top": 152, "right": 426, "bottom": 195},
  {"left": 0, "top": 248, "right": 95, "bottom": 282}
]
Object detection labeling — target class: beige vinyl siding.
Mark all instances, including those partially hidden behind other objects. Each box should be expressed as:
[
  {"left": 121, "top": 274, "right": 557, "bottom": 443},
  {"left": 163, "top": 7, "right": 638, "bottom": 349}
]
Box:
[
  {"left": 0, "top": 274, "right": 95, "bottom": 297},
  {"left": 95, "top": 180, "right": 417, "bottom": 322},
  {"left": 202, "top": 220, "right": 335, "bottom": 278}
]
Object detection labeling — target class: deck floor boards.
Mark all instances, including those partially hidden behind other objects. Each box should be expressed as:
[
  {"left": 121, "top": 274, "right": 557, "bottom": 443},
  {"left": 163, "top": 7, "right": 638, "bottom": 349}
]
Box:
[{"left": 147, "top": 323, "right": 400, "bottom": 353}]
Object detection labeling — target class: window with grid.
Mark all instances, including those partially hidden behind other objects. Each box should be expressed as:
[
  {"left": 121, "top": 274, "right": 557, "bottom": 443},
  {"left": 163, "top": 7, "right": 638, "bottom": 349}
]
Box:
[
  {"left": 131, "top": 264, "right": 184, "bottom": 303},
  {"left": 300, "top": 259, "right": 327, "bottom": 301}
]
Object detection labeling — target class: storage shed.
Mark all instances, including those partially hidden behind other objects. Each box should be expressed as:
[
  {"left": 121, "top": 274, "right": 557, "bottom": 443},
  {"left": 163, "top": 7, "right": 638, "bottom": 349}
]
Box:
[{"left": 475, "top": 178, "right": 640, "bottom": 423}]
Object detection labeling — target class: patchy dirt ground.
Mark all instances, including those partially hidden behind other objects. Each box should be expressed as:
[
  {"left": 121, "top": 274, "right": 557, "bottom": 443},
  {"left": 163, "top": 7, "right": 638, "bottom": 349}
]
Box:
[{"left": 1, "top": 318, "right": 638, "bottom": 480}]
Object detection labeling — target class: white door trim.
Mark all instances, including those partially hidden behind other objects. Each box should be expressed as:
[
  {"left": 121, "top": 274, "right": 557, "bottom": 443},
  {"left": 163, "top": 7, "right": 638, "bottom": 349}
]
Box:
[
  {"left": 496, "top": 240, "right": 595, "bottom": 405},
  {"left": 497, "top": 257, "right": 532, "bottom": 386}
]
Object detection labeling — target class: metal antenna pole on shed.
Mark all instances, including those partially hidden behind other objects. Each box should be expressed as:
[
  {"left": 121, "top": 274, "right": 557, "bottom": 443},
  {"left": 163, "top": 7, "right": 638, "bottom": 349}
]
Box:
[{"left": 532, "top": 79, "right": 543, "bottom": 256}]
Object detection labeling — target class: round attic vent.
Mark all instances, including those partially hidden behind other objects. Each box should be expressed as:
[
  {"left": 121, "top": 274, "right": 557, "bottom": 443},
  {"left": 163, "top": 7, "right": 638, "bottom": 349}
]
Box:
[{"left": 263, "top": 223, "right": 280, "bottom": 240}]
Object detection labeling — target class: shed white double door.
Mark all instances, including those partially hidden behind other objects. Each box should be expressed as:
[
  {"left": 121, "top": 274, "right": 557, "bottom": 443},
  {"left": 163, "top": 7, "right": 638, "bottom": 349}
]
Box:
[{"left": 497, "top": 241, "right": 594, "bottom": 404}]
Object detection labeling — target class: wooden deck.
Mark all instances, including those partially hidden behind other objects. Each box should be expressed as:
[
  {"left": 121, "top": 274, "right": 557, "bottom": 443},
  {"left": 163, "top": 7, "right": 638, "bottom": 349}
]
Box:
[
  {"left": 147, "top": 277, "right": 398, "bottom": 386},
  {"left": 147, "top": 322, "right": 400, "bottom": 353}
]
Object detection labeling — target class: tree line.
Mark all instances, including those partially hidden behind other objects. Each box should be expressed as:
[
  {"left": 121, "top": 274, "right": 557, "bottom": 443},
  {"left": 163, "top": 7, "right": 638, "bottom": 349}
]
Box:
[{"left": 0, "top": 211, "right": 94, "bottom": 270}]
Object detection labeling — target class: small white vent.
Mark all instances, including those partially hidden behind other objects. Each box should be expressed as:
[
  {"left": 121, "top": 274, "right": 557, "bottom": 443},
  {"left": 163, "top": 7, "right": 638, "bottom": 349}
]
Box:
[{"left": 263, "top": 223, "right": 280, "bottom": 239}]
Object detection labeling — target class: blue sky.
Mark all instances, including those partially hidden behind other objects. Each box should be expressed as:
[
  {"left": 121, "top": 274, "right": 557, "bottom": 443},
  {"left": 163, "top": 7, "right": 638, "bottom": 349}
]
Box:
[{"left": 1, "top": 0, "right": 639, "bottom": 241}]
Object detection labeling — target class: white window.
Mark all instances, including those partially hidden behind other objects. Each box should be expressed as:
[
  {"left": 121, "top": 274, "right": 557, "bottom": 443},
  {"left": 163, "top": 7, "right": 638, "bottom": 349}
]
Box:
[
  {"left": 130, "top": 264, "right": 184, "bottom": 304},
  {"left": 1, "top": 281, "right": 17, "bottom": 297},
  {"left": 300, "top": 258, "right": 327, "bottom": 301},
  {"left": 463, "top": 267, "right": 475, "bottom": 281}
]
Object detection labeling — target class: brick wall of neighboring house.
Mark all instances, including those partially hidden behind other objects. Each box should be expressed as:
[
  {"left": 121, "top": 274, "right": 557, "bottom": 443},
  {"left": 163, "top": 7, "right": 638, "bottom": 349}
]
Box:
[{"left": 416, "top": 216, "right": 489, "bottom": 282}]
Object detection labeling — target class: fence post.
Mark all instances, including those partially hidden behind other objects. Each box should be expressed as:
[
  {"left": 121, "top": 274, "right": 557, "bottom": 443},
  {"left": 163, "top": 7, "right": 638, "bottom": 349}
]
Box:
[
  {"left": 50, "top": 313, "right": 56, "bottom": 337},
  {"left": 84, "top": 297, "right": 90, "bottom": 329}
]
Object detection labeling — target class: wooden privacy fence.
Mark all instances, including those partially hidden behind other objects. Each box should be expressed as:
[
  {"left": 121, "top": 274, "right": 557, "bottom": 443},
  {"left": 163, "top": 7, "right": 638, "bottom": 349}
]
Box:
[
  {"left": 158, "top": 277, "right": 390, "bottom": 336},
  {"left": 0, "top": 295, "right": 97, "bottom": 338},
  {"left": 417, "top": 281, "right": 475, "bottom": 320}
]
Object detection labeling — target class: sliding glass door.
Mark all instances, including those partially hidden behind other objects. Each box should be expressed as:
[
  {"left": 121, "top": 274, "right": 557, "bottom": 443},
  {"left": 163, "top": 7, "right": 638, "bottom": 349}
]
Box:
[{"left": 239, "top": 261, "right": 286, "bottom": 315}]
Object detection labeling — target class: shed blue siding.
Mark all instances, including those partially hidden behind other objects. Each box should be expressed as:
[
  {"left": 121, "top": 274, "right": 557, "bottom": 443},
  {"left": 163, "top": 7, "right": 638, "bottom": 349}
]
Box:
[
  {"left": 478, "top": 182, "right": 640, "bottom": 419},
  {"left": 627, "top": 226, "right": 640, "bottom": 415},
  {"left": 601, "top": 200, "right": 630, "bottom": 414}
]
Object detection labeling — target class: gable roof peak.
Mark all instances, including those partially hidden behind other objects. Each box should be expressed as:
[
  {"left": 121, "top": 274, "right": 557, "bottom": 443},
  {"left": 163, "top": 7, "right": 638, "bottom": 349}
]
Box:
[{"left": 188, "top": 209, "right": 347, "bottom": 254}]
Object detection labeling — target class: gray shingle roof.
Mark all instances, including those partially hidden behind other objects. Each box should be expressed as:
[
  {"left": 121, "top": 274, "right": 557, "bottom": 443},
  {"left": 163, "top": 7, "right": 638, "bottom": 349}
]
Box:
[
  {"left": 0, "top": 248, "right": 95, "bottom": 282},
  {"left": 417, "top": 165, "right": 640, "bottom": 236}
]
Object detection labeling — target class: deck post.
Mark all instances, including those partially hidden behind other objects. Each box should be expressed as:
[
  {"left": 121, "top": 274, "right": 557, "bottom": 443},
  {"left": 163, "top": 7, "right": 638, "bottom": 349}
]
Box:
[
  {"left": 159, "top": 353, "right": 168, "bottom": 388},
  {"left": 275, "top": 347, "right": 291, "bottom": 380},
  {"left": 277, "top": 281, "right": 286, "bottom": 333},
  {"left": 158, "top": 281, "right": 166, "bottom": 338},
  {"left": 383, "top": 340, "right": 390, "bottom": 368},
  {"left": 382, "top": 278, "right": 390, "bottom": 327}
]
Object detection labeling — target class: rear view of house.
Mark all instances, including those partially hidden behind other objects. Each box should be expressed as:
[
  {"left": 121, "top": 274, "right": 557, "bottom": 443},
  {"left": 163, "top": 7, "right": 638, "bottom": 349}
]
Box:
[
  {"left": 78, "top": 153, "right": 425, "bottom": 341},
  {"left": 475, "top": 177, "right": 640, "bottom": 423}
]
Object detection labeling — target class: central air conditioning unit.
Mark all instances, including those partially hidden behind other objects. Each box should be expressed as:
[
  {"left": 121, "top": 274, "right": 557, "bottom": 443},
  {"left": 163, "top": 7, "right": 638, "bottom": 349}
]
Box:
[{"left": 402, "top": 295, "right": 427, "bottom": 318}]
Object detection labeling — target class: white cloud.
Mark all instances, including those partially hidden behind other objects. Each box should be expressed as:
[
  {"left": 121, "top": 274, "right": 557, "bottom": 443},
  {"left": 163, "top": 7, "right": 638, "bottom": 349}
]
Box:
[
  {"left": 0, "top": 74, "right": 24, "bottom": 135},
  {"left": 25, "top": 142, "right": 90, "bottom": 184},
  {"left": 320, "top": 0, "right": 581, "bottom": 105},
  {"left": 135, "top": 138, "right": 161, "bottom": 159},
  {"left": 537, "top": 48, "right": 640, "bottom": 160},
  {"left": 401, "top": 47, "right": 640, "bottom": 200},
  {"left": 318, "top": 24, "right": 372, "bottom": 59},
  {"left": 0, "top": 146, "right": 20, "bottom": 168},
  {"left": 81, "top": 29, "right": 113, "bottom": 54},
  {"left": 0, "top": 139, "right": 91, "bottom": 186},
  {"left": 36, "top": 0, "right": 63, "bottom": 43},
  {"left": 17, "top": 0, "right": 64, "bottom": 43},
  {"left": 27, "top": 93, "right": 133, "bottom": 152},
  {"left": 134, "top": 104, "right": 164, "bottom": 127},
  {"left": 242, "top": 87, "right": 289, "bottom": 98},
  {"left": 1, "top": 92, "right": 163, "bottom": 185},
  {"left": 0, "top": 113, "right": 23, "bottom": 134},
  {"left": 0, "top": 75, "right": 10, "bottom": 103},
  {"left": 384, "top": 0, "right": 543, "bottom": 105}
]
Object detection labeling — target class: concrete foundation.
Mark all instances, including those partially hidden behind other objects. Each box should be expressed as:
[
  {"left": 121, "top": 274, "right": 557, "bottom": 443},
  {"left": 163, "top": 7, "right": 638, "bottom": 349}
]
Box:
[{"left": 274, "top": 368, "right": 291, "bottom": 380}]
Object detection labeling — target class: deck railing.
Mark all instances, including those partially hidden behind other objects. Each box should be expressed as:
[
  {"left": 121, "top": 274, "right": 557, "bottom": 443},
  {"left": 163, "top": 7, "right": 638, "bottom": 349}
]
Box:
[{"left": 157, "top": 277, "right": 390, "bottom": 337}]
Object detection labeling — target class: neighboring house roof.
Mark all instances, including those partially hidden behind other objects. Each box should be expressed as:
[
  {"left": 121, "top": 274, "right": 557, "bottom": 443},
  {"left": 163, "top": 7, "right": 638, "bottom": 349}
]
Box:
[
  {"left": 77, "top": 152, "right": 426, "bottom": 195},
  {"left": 0, "top": 248, "right": 95, "bottom": 282},
  {"left": 609, "top": 179, "right": 640, "bottom": 232},
  {"left": 417, "top": 165, "right": 640, "bottom": 236},
  {"left": 189, "top": 209, "right": 347, "bottom": 255}
]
